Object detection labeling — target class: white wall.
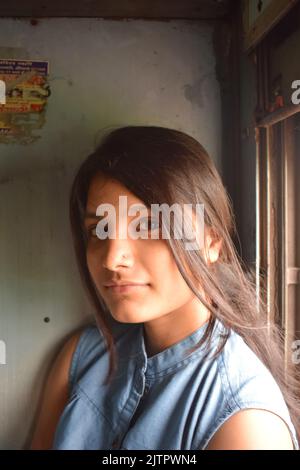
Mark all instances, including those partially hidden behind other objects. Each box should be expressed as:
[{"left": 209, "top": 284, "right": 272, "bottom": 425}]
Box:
[{"left": 0, "top": 18, "right": 221, "bottom": 449}]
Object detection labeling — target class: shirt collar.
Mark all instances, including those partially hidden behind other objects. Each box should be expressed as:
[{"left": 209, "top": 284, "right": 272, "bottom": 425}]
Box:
[{"left": 136, "top": 317, "right": 225, "bottom": 377}]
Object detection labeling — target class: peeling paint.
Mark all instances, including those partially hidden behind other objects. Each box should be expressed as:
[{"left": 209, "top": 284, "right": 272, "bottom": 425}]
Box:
[
  {"left": 183, "top": 74, "right": 212, "bottom": 108},
  {"left": 0, "top": 59, "right": 50, "bottom": 144}
]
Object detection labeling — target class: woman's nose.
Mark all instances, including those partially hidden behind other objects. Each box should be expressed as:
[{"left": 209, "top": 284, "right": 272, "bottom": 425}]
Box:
[{"left": 101, "top": 237, "right": 134, "bottom": 271}]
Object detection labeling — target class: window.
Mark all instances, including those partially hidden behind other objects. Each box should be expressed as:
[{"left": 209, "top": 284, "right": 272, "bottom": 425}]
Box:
[{"left": 256, "top": 111, "right": 300, "bottom": 376}]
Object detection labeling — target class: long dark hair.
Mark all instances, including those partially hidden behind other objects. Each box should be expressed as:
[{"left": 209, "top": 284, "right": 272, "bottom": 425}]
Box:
[{"left": 69, "top": 125, "right": 300, "bottom": 438}]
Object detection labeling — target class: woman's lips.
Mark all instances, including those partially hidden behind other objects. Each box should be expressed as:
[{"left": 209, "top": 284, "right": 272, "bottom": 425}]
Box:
[{"left": 105, "top": 284, "right": 149, "bottom": 294}]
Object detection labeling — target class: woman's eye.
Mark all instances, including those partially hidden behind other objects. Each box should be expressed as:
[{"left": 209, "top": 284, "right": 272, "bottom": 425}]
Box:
[
  {"left": 87, "top": 220, "right": 159, "bottom": 237},
  {"left": 87, "top": 224, "right": 108, "bottom": 237},
  {"left": 87, "top": 226, "right": 97, "bottom": 237},
  {"left": 138, "top": 217, "right": 160, "bottom": 232}
]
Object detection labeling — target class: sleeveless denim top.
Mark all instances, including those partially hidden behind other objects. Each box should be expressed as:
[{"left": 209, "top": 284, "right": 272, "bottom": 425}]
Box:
[{"left": 52, "top": 316, "right": 299, "bottom": 450}]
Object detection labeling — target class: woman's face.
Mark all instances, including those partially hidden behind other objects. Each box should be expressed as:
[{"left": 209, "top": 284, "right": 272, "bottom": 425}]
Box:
[{"left": 84, "top": 173, "right": 210, "bottom": 325}]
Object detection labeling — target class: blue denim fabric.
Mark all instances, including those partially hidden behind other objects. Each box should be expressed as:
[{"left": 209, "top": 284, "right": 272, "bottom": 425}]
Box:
[{"left": 52, "top": 316, "right": 299, "bottom": 450}]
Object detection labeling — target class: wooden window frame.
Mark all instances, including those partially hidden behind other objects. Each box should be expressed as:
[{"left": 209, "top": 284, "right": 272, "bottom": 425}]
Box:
[{"left": 256, "top": 98, "right": 300, "bottom": 378}]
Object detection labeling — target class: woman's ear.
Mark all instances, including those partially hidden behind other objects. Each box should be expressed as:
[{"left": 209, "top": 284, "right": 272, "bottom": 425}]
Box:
[{"left": 203, "top": 228, "right": 222, "bottom": 265}]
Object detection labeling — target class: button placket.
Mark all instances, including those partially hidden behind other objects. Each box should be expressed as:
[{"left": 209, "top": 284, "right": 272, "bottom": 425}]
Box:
[
  {"left": 110, "top": 361, "right": 146, "bottom": 450},
  {"left": 111, "top": 436, "right": 119, "bottom": 449}
]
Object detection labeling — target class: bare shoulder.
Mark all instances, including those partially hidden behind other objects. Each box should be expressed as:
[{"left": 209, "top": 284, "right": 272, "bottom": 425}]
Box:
[
  {"left": 30, "top": 328, "right": 84, "bottom": 450},
  {"left": 205, "top": 408, "right": 295, "bottom": 450}
]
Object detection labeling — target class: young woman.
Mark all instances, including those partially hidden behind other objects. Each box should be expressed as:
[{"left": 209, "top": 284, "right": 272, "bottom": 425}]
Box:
[{"left": 30, "top": 126, "right": 300, "bottom": 450}]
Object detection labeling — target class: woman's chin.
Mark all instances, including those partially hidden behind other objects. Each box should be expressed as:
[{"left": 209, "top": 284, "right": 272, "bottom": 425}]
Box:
[{"left": 110, "top": 310, "right": 144, "bottom": 324}]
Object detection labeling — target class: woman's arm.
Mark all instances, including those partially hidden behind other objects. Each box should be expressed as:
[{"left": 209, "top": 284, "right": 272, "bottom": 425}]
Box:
[
  {"left": 205, "top": 408, "right": 295, "bottom": 450},
  {"left": 30, "top": 330, "right": 82, "bottom": 450}
]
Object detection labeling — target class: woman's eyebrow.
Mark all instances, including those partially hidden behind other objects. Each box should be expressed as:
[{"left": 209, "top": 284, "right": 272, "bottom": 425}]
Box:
[
  {"left": 84, "top": 211, "right": 105, "bottom": 220},
  {"left": 85, "top": 206, "right": 151, "bottom": 218}
]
